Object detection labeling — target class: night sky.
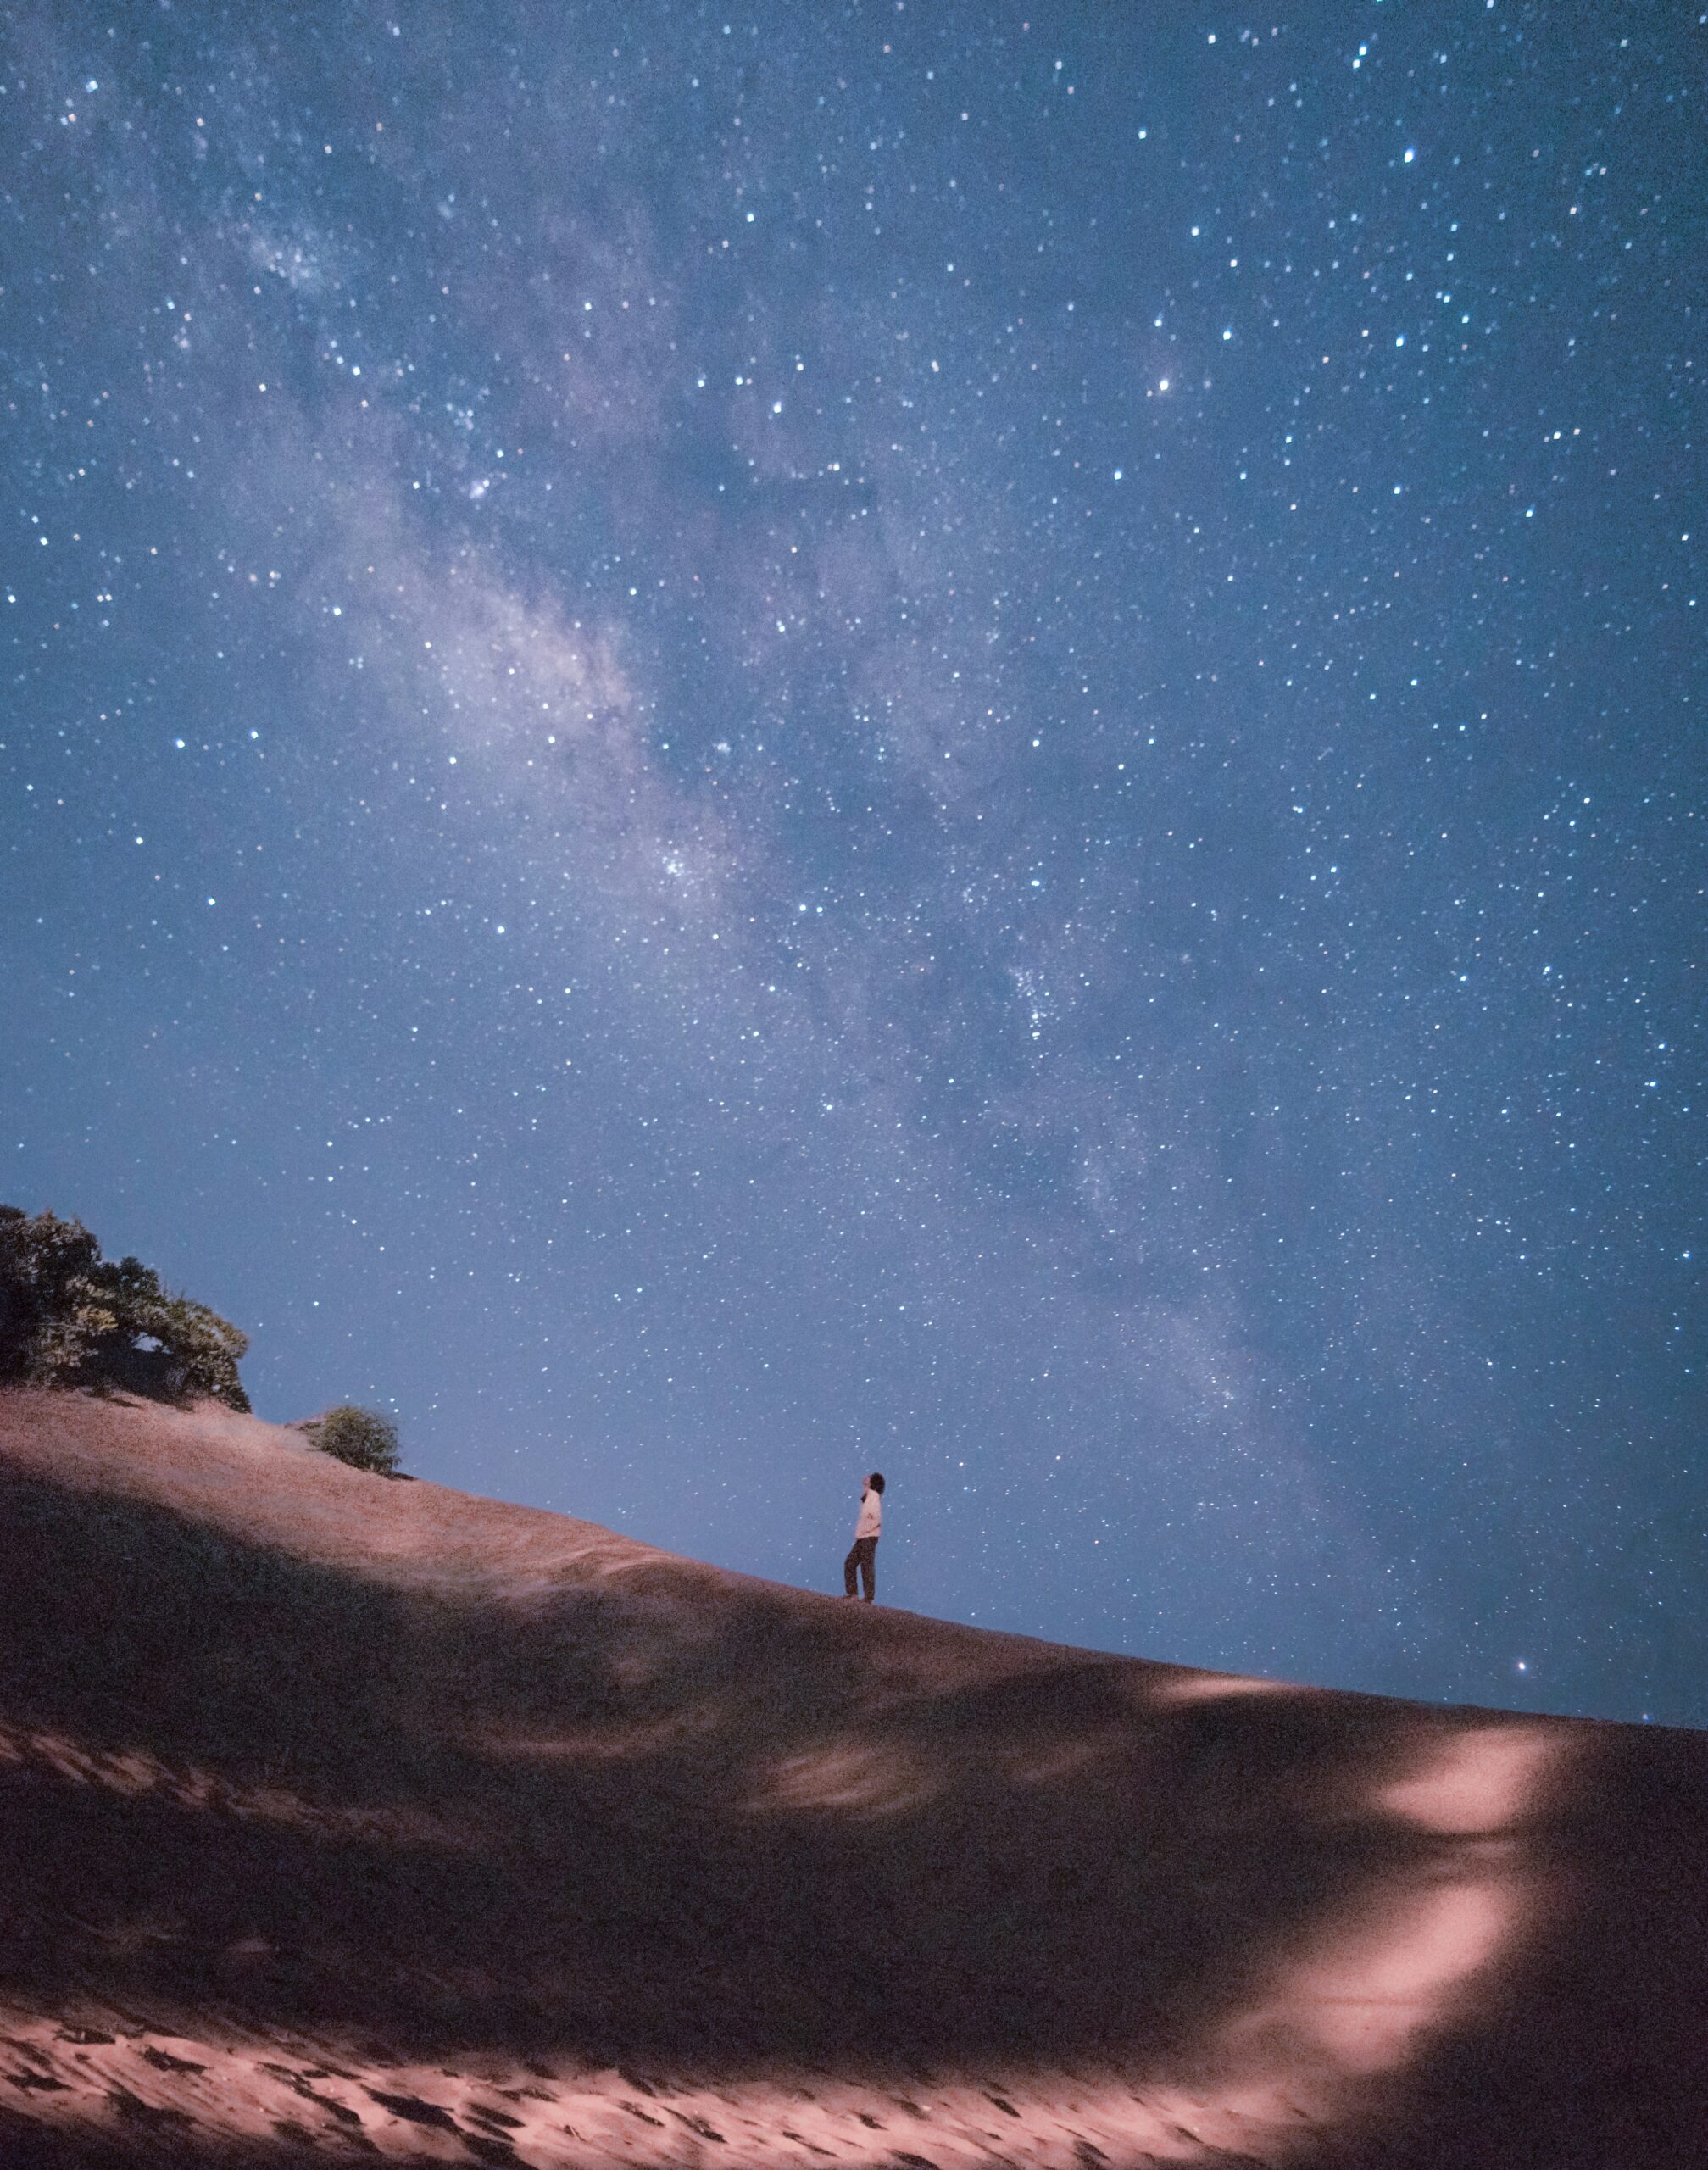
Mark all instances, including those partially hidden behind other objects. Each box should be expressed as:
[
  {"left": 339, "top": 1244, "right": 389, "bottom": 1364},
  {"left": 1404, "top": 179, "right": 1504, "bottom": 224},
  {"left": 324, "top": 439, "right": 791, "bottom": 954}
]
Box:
[{"left": 3, "top": 3, "right": 1701, "bottom": 1723}]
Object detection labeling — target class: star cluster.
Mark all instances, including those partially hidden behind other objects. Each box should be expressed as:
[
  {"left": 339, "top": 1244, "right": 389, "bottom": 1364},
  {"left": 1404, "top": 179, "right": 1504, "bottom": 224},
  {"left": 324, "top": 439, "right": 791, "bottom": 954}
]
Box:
[{"left": 3, "top": 3, "right": 1700, "bottom": 1719}]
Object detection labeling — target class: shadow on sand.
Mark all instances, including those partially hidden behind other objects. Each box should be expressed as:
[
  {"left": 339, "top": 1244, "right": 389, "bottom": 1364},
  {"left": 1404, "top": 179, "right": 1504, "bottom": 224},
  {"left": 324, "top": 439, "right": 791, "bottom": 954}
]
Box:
[{"left": 0, "top": 1426, "right": 1705, "bottom": 2165}]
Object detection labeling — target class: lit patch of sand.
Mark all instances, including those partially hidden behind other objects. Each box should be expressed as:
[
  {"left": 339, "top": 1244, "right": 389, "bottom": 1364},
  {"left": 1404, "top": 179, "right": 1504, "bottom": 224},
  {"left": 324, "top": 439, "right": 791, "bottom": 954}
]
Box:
[
  {"left": 0, "top": 1717, "right": 470, "bottom": 1848},
  {"left": 1151, "top": 1671, "right": 1299, "bottom": 1705},
  {"left": 751, "top": 1737, "right": 942, "bottom": 1817},
  {"left": 1377, "top": 1722, "right": 1558, "bottom": 1835}
]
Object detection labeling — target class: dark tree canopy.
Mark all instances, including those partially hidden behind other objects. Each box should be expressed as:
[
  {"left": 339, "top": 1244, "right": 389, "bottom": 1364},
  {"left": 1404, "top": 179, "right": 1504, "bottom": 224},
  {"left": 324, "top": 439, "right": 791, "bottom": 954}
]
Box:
[{"left": 0, "top": 1205, "right": 249, "bottom": 1411}]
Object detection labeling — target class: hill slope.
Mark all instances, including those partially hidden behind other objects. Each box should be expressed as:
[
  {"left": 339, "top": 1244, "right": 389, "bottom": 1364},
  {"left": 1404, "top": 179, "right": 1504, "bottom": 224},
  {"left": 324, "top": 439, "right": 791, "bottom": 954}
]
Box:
[{"left": 0, "top": 1388, "right": 1704, "bottom": 2167}]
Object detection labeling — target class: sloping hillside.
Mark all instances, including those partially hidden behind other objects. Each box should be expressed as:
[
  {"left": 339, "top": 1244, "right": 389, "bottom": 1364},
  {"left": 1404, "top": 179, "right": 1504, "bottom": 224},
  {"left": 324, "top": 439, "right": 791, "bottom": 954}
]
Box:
[{"left": 0, "top": 1388, "right": 1704, "bottom": 2167}]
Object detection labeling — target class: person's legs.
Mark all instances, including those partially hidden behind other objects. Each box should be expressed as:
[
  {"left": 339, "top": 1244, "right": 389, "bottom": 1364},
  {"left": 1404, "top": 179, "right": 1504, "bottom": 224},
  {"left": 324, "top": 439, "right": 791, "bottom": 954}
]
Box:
[
  {"left": 843, "top": 1542, "right": 861, "bottom": 1597},
  {"left": 858, "top": 1536, "right": 877, "bottom": 1602}
]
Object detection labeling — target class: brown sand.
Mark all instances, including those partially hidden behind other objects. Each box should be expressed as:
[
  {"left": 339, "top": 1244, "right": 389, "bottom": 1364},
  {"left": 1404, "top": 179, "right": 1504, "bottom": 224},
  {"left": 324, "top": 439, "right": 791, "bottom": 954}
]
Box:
[{"left": 0, "top": 1385, "right": 1704, "bottom": 2167}]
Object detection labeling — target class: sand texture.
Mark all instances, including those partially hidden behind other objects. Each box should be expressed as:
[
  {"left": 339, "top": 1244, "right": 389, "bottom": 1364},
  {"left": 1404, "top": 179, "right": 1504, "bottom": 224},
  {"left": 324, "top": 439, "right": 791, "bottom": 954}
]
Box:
[{"left": 0, "top": 1386, "right": 1704, "bottom": 2167}]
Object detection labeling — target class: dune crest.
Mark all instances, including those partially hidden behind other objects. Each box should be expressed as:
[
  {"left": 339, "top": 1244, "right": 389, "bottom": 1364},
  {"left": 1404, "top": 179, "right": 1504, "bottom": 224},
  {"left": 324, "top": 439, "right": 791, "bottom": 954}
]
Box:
[{"left": 1, "top": 1387, "right": 1704, "bottom": 2167}]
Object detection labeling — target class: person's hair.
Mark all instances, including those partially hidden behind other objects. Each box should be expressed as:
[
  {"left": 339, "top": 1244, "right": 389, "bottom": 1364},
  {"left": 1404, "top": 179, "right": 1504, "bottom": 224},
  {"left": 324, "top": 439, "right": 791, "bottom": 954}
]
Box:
[{"left": 868, "top": 1471, "right": 886, "bottom": 1494}]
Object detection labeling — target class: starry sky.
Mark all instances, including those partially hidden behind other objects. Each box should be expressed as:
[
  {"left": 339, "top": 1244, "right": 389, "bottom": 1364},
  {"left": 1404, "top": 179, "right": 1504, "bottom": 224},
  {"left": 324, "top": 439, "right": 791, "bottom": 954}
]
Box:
[{"left": 3, "top": 2, "right": 1701, "bottom": 1723}]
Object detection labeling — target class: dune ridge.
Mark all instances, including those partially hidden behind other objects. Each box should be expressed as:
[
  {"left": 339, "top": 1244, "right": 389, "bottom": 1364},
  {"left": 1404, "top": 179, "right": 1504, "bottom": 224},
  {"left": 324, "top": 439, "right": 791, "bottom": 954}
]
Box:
[{"left": 0, "top": 1386, "right": 1704, "bottom": 2167}]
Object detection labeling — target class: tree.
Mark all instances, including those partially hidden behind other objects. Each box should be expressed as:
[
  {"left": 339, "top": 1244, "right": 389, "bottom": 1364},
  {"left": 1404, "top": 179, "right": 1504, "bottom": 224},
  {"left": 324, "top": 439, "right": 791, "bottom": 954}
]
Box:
[
  {"left": 0, "top": 1205, "right": 250, "bottom": 1410},
  {"left": 303, "top": 1404, "right": 401, "bottom": 1477}
]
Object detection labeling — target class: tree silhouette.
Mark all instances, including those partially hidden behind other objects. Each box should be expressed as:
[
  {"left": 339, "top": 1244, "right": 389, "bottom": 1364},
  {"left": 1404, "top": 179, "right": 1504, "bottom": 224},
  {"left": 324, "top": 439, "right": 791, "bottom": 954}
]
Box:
[
  {"left": 0, "top": 1205, "right": 249, "bottom": 1410},
  {"left": 303, "top": 1403, "right": 402, "bottom": 1477}
]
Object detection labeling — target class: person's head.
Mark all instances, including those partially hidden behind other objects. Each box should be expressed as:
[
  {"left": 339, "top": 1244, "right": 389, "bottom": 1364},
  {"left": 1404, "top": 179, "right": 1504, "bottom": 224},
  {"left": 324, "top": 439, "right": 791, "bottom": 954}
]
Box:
[{"left": 868, "top": 1471, "right": 886, "bottom": 1494}]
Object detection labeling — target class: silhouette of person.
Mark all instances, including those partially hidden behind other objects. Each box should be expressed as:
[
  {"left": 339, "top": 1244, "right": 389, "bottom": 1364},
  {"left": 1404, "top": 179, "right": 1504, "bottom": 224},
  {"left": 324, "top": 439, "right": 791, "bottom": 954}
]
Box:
[{"left": 843, "top": 1471, "right": 884, "bottom": 1601}]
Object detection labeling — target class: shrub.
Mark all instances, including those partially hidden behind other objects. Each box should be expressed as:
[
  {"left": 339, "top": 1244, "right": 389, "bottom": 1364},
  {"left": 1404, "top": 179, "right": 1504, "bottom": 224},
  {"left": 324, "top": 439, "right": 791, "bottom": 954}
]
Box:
[
  {"left": 303, "top": 1403, "right": 401, "bottom": 1477},
  {"left": 0, "top": 1205, "right": 249, "bottom": 1410}
]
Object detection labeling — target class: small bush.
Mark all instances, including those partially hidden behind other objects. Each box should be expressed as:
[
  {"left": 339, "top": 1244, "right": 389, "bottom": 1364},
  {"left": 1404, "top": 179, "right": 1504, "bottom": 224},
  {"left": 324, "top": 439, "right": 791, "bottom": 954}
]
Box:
[
  {"left": 0, "top": 1205, "right": 249, "bottom": 1410},
  {"left": 303, "top": 1404, "right": 401, "bottom": 1477}
]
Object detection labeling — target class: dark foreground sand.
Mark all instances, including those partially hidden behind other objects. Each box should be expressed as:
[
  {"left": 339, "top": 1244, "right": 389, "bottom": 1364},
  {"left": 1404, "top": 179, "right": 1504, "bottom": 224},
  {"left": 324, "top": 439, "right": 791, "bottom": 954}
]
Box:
[{"left": 0, "top": 1388, "right": 1704, "bottom": 2167}]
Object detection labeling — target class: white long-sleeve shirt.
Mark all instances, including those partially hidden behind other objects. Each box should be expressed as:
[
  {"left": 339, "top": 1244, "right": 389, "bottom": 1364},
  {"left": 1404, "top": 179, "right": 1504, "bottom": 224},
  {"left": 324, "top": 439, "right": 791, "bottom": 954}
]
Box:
[{"left": 854, "top": 1485, "right": 882, "bottom": 1540}]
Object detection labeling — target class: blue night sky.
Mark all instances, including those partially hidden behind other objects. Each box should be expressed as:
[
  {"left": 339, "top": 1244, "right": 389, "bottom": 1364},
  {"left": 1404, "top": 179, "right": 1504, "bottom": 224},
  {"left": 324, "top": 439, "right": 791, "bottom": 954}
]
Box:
[{"left": 3, "top": 4, "right": 1701, "bottom": 1722}]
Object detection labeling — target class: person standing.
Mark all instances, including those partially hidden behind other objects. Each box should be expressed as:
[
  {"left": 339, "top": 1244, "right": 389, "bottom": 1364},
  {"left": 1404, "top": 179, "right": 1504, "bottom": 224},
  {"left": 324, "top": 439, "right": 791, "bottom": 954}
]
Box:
[{"left": 843, "top": 1472, "right": 885, "bottom": 1601}]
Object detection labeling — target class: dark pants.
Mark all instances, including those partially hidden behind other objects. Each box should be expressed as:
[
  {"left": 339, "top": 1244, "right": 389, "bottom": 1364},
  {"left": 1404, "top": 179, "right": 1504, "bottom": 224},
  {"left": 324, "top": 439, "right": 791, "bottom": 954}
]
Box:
[{"left": 843, "top": 1535, "right": 877, "bottom": 1601}]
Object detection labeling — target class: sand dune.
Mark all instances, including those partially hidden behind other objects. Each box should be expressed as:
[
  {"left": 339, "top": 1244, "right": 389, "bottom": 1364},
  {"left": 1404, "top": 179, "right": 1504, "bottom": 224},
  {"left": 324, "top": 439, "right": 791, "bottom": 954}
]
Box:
[{"left": 0, "top": 1388, "right": 1704, "bottom": 2167}]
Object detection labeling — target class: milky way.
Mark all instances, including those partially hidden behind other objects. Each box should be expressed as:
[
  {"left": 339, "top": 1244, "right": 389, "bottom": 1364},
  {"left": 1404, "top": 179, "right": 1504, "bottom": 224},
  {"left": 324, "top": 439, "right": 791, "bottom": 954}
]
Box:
[{"left": 3, "top": 3, "right": 1700, "bottom": 1720}]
